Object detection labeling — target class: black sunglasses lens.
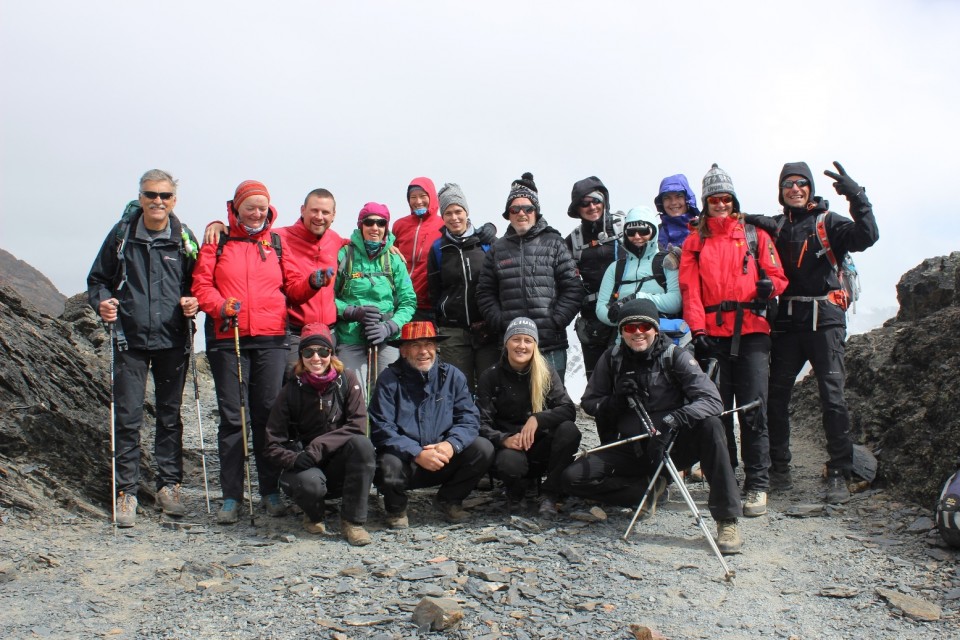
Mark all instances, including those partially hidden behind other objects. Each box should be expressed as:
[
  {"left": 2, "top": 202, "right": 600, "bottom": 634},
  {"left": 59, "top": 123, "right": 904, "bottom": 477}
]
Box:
[
  {"left": 142, "top": 191, "right": 175, "bottom": 200},
  {"left": 302, "top": 347, "right": 330, "bottom": 358},
  {"left": 363, "top": 219, "right": 387, "bottom": 227}
]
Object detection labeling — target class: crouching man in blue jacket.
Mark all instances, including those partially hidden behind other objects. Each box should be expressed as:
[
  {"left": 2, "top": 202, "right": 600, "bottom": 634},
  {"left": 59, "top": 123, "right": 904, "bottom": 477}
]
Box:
[{"left": 369, "top": 321, "right": 494, "bottom": 528}]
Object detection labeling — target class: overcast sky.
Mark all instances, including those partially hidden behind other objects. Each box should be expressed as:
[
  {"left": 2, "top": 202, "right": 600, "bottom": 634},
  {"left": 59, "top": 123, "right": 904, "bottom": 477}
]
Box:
[{"left": 2, "top": 0, "right": 958, "bottom": 340}]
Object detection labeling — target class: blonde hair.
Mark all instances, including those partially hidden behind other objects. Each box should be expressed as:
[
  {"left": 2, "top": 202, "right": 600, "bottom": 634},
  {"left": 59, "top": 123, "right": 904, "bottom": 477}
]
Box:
[
  {"left": 294, "top": 355, "right": 344, "bottom": 377},
  {"left": 527, "top": 347, "right": 552, "bottom": 414}
]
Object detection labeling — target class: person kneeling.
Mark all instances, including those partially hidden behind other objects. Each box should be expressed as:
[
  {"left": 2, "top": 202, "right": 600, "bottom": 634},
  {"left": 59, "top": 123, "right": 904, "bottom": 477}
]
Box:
[
  {"left": 477, "top": 317, "right": 581, "bottom": 519},
  {"left": 369, "top": 322, "right": 494, "bottom": 527},
  {"left": 264, "top": 324, "right": 376, "bottom": 546},
  {"left": 560, "top": 299, "right": 744, "bottom": 554}
]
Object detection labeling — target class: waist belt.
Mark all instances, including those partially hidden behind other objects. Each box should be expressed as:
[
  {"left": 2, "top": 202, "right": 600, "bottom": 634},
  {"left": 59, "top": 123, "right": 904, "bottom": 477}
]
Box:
[
  {"left": 779, "top": 295, "right": 830, "bottom": 330},
  {"left": 704, "top": 300, "right": 767, "bottom": 357}
]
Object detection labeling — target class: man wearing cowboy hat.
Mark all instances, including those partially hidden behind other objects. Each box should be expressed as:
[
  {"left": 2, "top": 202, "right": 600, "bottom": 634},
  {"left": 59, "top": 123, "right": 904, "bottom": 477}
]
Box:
[{"left": 368, "top": 321, "right": 494, "bottom": 528}]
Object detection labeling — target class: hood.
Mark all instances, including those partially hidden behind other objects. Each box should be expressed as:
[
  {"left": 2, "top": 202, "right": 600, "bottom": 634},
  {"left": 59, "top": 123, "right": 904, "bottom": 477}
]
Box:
[
  {"left": 621, "top": 206, "right": 659, "bottom": 257},
  {"left": 567, "top": 176, "right": 610, "bottom": 218},
  {"left": 778, "top": 161, "right": 816, "bottom": 207},
  {"left": 408, "top": 177, "right": 439, "bottom": 217},
  {"left": 654, "top": 174, "right": 699, "bottom": 215}
]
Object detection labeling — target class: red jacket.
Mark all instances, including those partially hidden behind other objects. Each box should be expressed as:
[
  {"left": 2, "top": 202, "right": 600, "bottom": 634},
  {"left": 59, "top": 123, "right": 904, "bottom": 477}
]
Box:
[
  {"left": 392, "top": 177, "right": 444, "bottom": 312},
  {"left": 679, "top": 215, "right": 787, "bottom": 338},
  {"left": 193, "top": 206, "right": 317, "bottom": 342},
  {"left": 276, "top": 220, "right": 345, "bottom": 329}
]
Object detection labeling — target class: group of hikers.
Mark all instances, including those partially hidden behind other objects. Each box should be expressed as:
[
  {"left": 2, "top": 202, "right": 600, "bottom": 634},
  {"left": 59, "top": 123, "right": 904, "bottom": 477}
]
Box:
[{"left": 87, "top": 161, "right": 879, "bottom": 554}]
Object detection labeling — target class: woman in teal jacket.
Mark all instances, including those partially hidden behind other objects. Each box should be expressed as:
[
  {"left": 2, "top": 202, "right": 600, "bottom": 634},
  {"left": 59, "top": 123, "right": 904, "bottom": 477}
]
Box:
[
  {"left": 595, "top": 206, "right": 682, "bottom": 327},
  {"left": 335, "top": 203, "right": 417, "bottom": 395}
]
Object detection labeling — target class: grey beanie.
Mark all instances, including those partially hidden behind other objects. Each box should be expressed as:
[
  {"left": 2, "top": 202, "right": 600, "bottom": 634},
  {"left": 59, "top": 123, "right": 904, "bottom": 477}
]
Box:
[
  {"left": 701, "top": 163, "right": 741, "bottom": 213},
  {"left": 504, "top": 316, "right": 538, "bottom": 345},
  {"left": 618, "top": 298, "right": 660, "bottom": 332},
  {"left": 438, "top": 182, "right": 469, "bottom": 215}
]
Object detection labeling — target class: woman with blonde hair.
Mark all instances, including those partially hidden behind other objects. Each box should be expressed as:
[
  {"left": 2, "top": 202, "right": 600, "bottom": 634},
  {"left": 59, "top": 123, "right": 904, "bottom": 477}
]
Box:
[{"left": 476, "top": 317, "right": 581, "bottom": 519}]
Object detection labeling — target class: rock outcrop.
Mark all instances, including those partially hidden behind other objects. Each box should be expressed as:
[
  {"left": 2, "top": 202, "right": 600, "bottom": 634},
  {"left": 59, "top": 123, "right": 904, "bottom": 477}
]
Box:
[{"left": 0, "top": 248, "right": 67, "bottom": 318}]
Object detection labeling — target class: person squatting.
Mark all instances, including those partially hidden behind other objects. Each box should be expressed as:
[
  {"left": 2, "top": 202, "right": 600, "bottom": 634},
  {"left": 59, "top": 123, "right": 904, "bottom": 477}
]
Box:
[{"left": 89, "top": 164, "right": 878, "bottom": 552}]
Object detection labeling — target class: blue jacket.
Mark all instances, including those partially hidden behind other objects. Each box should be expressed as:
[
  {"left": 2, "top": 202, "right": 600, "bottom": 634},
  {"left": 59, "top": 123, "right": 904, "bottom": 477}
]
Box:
[
  {"left": 595, "top": 206, "right": 682, "bottom": 326},
  {"left": 369, "top": 358, "right": 480, "bottom": 461},
  {"left": 654, "top": 174, "right": 699, "bottom": 251}
]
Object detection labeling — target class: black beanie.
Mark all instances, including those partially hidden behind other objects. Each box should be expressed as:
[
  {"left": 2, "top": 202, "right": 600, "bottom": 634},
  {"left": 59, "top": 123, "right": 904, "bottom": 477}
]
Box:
[
  {"left": 502, "top": 172, "right": 540, "bottom": 220},
  {"left": 778, "top": 162, "right": 816, "bottom": 206}
]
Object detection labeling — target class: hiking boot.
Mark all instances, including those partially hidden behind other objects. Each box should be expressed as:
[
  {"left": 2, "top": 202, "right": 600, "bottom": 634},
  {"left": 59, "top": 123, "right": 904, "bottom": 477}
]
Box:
[
  {"left": 341, "top": 519, "right": 373, "bottom": 546},
  {"left": 638, "top": 476, "right": 668, "bottom": 520},
  {"left": 825, "top": 469, "right": 851, "bottom": 504},
  {"left": 434, "top": 496, "right": 469, "bottom": 523},
  {"left": 743, "top": 490, "right": 768, "bottom": 517},
  {"left": 538, "top": 496, "right": 559, "bottom": 520},
  {"left": 384, "top": 510, "right": 409, "bottom": 529},
  {"left": 217, "top": 498, "right": 241, "bottom": 524},
  {"left": 769, "top": 464, "right": 793, "bottom": 492},
  {"left": 263, "top": 493, "right": 286, "bottom": 517},
  {"left": 156, "top": 484, "right": 186, "bottom": 517},
  {"left": 716, "top": 518, "right": 743, "bottom": 554},
  {"left": 116, "top": 492, "right": 137, "bottom": 528},
  {"left": 302, "top": 516, "right": 326, "bottom": 535}
]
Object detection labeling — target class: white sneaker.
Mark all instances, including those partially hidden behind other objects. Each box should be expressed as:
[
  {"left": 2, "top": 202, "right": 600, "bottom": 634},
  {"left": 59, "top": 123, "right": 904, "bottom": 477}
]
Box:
[{"left": 743, "top": 490, "right": 767, "bottom": 517}]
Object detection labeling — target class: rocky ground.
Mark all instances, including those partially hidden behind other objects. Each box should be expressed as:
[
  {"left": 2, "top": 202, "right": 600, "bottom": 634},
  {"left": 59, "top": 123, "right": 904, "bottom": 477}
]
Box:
[{"left": 1, "top": 401, "right": 957, "bottom": 640}]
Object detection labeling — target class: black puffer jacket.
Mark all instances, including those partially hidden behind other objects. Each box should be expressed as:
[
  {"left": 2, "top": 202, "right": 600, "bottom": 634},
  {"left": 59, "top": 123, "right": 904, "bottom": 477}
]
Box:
[
  {"left": 582, "top": 334, "right": 722, "bottom": 437},
  {"left": 745, "top": 192, "right": 878, "bottom": 331},
  {"left": 476, "top": 358, "right": 576, "bottom": 448},
  {"left": 426, "top": 222, "right": 497, "bottom": 328},
  {"left": 87, "top": 213, "right": 197, "bottom": 351},
  {"left": 564, "top": 177, "right": 622, "bottom": 322},
  {"left": 476, "top": 217, "right": 583, "bottom": 352}
]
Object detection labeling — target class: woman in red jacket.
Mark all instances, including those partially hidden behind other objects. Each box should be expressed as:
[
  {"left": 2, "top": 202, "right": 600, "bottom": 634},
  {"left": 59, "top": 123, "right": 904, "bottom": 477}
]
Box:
[
  {"left": 679, "top": 164, "right": 787, "bottom": 519},
  {"left": 193, "top": 180, "right": 328, "bottom": 524}
]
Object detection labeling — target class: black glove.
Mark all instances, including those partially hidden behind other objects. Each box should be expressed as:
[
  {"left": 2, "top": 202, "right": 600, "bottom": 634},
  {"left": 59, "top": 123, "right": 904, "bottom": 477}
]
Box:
[
  {"left": 692, "top": 331, "right": 715, "bottom": 359},
  {"left": 607, "top": 302, "right": 622, "bottom": 323},
  {"left": 755, "top": 278, "right": 774, "bottom": 301},
  {"left": 365, "top": 319, "right": 398, "bottom": 346},
  {"left": 646, "top": 413, "right": 684, "bottom": 465},
  {"left": 309, "top": 267, "right": 335, "bottom": 290},
  {"left": 823, "top": 161, "right": 862, "bottom": 200},
  {"left": 361, "top": 306, "right": 383, "bottom": 326},
  {"left": 615, "top": 376, "right": 639, "bottom": 397},
  {"left": 342, "top": 305, "right": 366, "bottom": 321},
  {"left": 292, "top": 451, "right": 314, "bottom": 472}
]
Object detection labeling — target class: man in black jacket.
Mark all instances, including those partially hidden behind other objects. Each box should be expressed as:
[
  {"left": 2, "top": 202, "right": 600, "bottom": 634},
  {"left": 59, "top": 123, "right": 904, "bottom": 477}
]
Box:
[
  {"left": 560, "top": 299, "right": 743, "bottom": 554},
  {"left": 476, "top": 172, "right": 583, "bottom": 382},
  {"left": 746, "top": 161, "right": 878, "bottom": 504},
  {"left": 87, "top": 169, "right": 199, "bottom": 527}
]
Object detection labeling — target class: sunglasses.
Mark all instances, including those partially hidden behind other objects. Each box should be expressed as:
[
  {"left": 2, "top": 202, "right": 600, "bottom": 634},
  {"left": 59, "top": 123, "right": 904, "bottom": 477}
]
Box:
[
  {"left": 579, "top": 197, "right": 602, "bottom": 208},
  {"left": 362, "top": 218, "right": 388, "bottom": 228},
  {"left": 780, "top": 178, "right": 811, "bottom": 189},
  {"left": 621, "top": 322, "right": 655, "bottom": 334},
  {"left": 141, "top": 191, "right": 175, "bottom": 200},
  {"left": 301, "top": 346, "right": 332, "bottom": 359},
  {"left": 508, "top": 205, "right": 537, "bottom": 215},
  {"left": 625, "top": 226, "right": 654, "bottom": 237},
  {"left": 706, "top": 195, "right": 733, "bottom": 205}
]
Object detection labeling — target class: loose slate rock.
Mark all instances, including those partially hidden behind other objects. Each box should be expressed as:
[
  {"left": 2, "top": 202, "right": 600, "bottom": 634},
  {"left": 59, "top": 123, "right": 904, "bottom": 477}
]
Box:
[
  {"left": 510, "top": 515, "right": 541, "bottom": 533},
  {"left": 400, "top": 561, "right": 458, "bottom": 581},
  {"left": 785, "top": 504, "right": 824, "bottom": 518},
  {"left": 560, "top": 547, "right": 585, "bottom": 564},
  {"left": 820, "top": 585, "right": 860, "bottom": 598},
  {"left": 412, "top": 596, "right": 463, "bottom": 631},
  {"left": 905, "top": 516, "right": 935, "bottom": 534},
  {"left": 875, "top": 587, "right": 942, "bottom": 621}
]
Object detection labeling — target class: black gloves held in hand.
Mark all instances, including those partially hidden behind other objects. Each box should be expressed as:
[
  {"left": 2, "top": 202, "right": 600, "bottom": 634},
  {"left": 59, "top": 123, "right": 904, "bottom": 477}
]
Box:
[
  {"left": 292, "top": 451, "right": 314, "bottom": 472},
  {"left": 615, "top": 376, "right": 639, "bottom": 397},
  {"left": 755, "top": 278, "right": 774, "bottom": 301},
  {"left": 823, "top": 161, "right": 863, "bottom": 200}
]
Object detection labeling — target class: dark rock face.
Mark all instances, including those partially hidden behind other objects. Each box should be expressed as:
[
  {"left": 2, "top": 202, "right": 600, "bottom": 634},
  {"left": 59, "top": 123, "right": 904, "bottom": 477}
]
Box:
[
  {"left": 0, "top": 248, "right": 67, "bottom": 318},
  {"left": 790, "top": 252, "right": 960, "bottom": 506}
]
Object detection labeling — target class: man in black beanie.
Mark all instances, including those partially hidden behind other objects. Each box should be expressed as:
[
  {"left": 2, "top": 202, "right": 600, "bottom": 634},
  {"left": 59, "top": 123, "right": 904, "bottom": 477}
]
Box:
[
  {"left": 560, "top": 298, "right": 744, "bottom": 554},
  {"left": 746, "top": 161, "right": 879, "bottom": 504}
]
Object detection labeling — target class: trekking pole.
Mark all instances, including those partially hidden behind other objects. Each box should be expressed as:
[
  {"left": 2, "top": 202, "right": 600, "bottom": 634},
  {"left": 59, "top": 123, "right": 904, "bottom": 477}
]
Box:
[
  {"left": 187, "top": 319, "right": 211, "bottom": 513},
  {"left": 622, "top": 395, "right": 735, "bottom": 582},
  {"left": 718, "top": 398, "right": 761, "bottom": 418},
  {"left": 365, "top": 345, "right": 377, "bottom": 436},
  {"left": 573, "top": 433, "right": 650, "bottom": 460},
  {"left": 107, "top": 321, "right": 117, "bottom": 535},
  {"left": 231, "top": 318, "right": 256, "bottom": 525}
]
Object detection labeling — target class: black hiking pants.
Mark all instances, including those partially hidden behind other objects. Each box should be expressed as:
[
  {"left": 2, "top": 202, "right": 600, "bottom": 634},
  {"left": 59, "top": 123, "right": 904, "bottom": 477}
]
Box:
[
  {"left": 560, "top": 416, "right": 742, "bottom": 521},
  {"left": 491, "top": 420, "right": 582, "bottom": 498},
  {"left": 712, "top": 333, "right": 771, "bottom": 492},
  {"left": 376, "top": 437, "right": 494, "bottom": 514},
  {"left": 113, "top": 346, "right": 189, "bottom": 496},
  {"left": 278, "top": 435, "right": 376, "bottom": 523},
  {"left": 208, "top": 345, "right": 285, "bottom": 501},
  {"left": 768, "top": 326, "right": 852, "bottom": 474}
]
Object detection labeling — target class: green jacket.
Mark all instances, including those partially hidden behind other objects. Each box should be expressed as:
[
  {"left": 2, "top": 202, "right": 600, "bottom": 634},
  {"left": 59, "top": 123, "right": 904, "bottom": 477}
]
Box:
[{"left": 335, "top": 229, "right": 417, "bottom": 346}]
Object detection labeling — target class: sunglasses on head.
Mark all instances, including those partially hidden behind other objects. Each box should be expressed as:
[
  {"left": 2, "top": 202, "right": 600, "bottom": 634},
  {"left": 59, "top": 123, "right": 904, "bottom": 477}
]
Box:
[
  {"left": 621, "top": 322, "right": 655, "bottom": 334},
  {"left": 301, "top": 346, "right": 332, "bottom": 359},
  {"left": 141, "top": 191, "right": 175, "bottom": 200},
  {"left": 579, "top": 197, "right": 602, "bottom": 208},
  {"left": 780, "top": 178, "right": 810, "bottom": 189},
  {"left": 707, "top": 195, "right": 733, "bottom": 205},
  {"left": 625, "top": 225, "right": 654, "bottom": 237},
  {"left": 508, "top": 205, "right": 536, "bottom": 215},
  {"left": 362, "top": 218, "right": 388, "bottom": 228}
]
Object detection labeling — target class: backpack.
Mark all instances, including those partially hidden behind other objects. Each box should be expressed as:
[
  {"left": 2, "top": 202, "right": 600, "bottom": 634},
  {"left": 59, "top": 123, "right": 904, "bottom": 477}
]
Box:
[
  {"left": 570, "top": 213, "right": 624, "bottom": 262},
  {"left": 336, "top": 244, "right": 396, "bottom": 304},
  {"left": 936, "top": 469, "right": 960, "bottom": 548},
  {"left": 215, "top": 228, "right": 283, "bottom": 263},
  {"left": 114, "top": 200, "right": 199, "bottom": 293},
  {"left": 815, "top": 212, "right": 861, "bottom": 313},
  {"left": 606, "top": 251, "right": 667, "bottom": 308}
]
